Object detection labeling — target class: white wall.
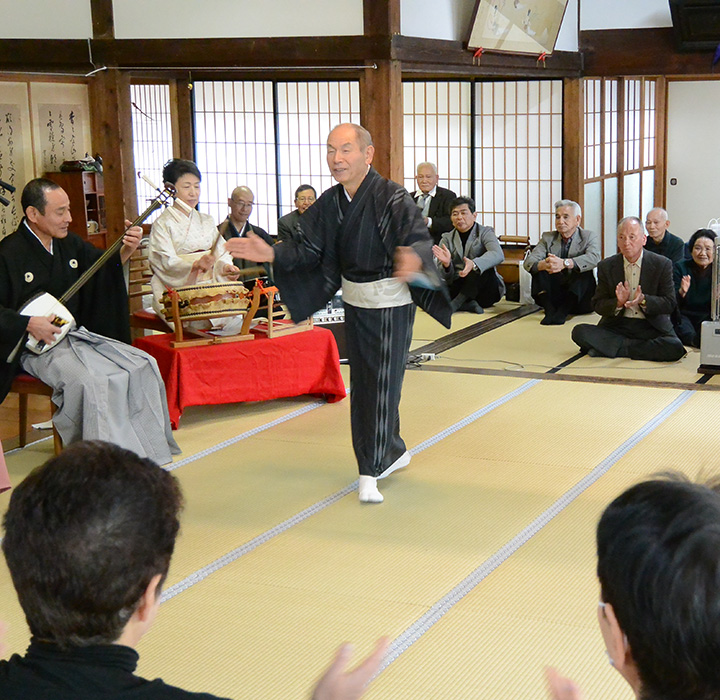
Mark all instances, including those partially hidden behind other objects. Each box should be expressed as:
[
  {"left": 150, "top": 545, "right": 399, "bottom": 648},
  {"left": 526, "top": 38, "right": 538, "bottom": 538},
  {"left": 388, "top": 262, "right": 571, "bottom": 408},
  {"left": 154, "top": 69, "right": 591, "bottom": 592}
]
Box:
[
  {"left": 580, "top": 0, "right": 672, "bottom": 30},
  {"left": 0, "top": 0, "right": 92, "bottom": 39},
  {"left": 401, "top": 0, "right": 579, "bottom": 53},
  {"left": 555, "top": 0, "right": 579, "bottom": 52},
  {"left": 665, "top": 80, "right": 720, "bottom": 238},
  {"left": 401, "top": 0, "right": 475, "bottom": 42},
  {"left": 113, "top": 0, "right": 363, "bottom": 39}
]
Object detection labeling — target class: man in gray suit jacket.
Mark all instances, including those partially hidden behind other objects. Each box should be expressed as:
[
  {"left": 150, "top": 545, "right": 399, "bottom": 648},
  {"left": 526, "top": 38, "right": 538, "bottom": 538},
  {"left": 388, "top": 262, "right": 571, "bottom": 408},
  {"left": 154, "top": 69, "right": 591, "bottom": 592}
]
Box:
[
  {"left": 433, "top": 196, "right": 505, "bottom": 313},
  {"left": 524, "top": 199, "right": 601, "bottom": 325},
  {"left": 572, "top": 217, "right": 686, "bottom": 361}
]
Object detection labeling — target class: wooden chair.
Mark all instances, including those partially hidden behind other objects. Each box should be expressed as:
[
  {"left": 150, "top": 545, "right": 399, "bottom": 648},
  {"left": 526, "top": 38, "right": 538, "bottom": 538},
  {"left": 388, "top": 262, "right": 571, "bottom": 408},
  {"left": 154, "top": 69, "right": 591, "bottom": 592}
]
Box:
[
  {"left": 128, "top": 225, "right": 171, "bottom": 339},
  {"left": 9, "top": 373, "right": 62, "bottom": 455},
  {"left": 498, "top": 234, "right": 531, "bottom": 285}
]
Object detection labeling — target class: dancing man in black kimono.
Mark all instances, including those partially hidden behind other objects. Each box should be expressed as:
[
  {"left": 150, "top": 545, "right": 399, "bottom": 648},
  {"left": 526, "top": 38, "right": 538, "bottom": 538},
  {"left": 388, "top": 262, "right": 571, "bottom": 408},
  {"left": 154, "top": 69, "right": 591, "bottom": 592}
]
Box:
[{"left": 226, "top": 124, "right": 451, "bottom": 503}]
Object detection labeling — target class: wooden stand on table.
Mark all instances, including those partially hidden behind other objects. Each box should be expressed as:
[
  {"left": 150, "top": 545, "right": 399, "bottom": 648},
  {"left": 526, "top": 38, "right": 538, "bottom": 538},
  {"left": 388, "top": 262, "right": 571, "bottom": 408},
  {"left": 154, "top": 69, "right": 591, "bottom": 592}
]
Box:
[
  {"left": 166, "top": 285, "right": 261, "bottom": 348},
  {"left": 250, "top": 280, "right": 313, "bottom": 338}
]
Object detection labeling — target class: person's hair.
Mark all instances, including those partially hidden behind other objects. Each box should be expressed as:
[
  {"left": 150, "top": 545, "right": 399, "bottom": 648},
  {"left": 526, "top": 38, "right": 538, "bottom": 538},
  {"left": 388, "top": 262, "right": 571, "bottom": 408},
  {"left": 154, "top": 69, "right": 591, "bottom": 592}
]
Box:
[
  {"left": 21, "top": 178, "right": 62, "bottom": 215},
  {"left": 554, "top": 199, "right": 581, "bottom": 218},
  {"left": 597, "top": 474, "right": 720, "bottom": 700},
  {"left": 646, "top": 207, "right": 669, "bottom": 221},
  {"left": 2, "top": 441, "right": 183, "bottom": 649},
  {"left": 331, "top": 123, "right": 373, "bottom": 149},
  {"left": 416, "top": 162, "right": 438, "bottom": 175},
  {"left": 294, "top": 184, "right": 316, "bottom": 200},
  {"left": 688, "top": 228, "right": 717, "bottom": 251},
  {"left": 162, "top": 158, "right": 202, "bottom": 186},
  {"left": 450, "top": 196, "right": 475, "bottom": 213},
  {"left": 617, "top": 216, "right": 644, "bottom": 233}
]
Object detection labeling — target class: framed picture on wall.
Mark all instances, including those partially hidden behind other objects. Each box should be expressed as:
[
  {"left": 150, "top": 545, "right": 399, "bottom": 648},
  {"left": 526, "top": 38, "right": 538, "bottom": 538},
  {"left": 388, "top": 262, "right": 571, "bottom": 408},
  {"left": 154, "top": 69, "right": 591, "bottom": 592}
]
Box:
[{"left": 467, "top": 0, "right": 570, "bottom": 55}]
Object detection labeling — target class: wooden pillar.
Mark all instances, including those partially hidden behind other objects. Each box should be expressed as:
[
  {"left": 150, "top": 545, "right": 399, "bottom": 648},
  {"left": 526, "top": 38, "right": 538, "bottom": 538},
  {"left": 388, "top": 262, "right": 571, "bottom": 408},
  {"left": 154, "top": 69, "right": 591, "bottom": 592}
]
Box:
[
  {"left": 360, "top": 60, "right": 403, "bottom": 183},
  {"left": 655, "top": 76, "right": 667, "bottom": 207},
  {"left": 90, "top": 0, "right": 114, "bottom": 40},
  {"left": 88, "top": 68, "right": 137, "bottom": 244},
  {"left": 170, "top": 77, "right": 195, "bottom": 161},
  {"left": 361, "top": 0, "right": 403, "bottom": 183},
  {"left": 562, "top": 77, "right": 584, "bottom": 209}
]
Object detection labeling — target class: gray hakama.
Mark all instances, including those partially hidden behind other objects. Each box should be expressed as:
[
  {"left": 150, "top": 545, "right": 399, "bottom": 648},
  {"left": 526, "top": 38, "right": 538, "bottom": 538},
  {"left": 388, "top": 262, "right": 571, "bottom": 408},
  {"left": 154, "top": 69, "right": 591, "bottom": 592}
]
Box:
[{"left": 21, "top": 328, "right": 179, "bottom": 466}]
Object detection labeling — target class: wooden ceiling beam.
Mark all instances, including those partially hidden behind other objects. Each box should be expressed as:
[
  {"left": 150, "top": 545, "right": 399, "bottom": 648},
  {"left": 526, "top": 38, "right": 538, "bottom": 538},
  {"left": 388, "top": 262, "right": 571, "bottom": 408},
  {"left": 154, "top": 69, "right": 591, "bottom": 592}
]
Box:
[{"left": 581, "top": 28, "right": 718, "bottom": 76}]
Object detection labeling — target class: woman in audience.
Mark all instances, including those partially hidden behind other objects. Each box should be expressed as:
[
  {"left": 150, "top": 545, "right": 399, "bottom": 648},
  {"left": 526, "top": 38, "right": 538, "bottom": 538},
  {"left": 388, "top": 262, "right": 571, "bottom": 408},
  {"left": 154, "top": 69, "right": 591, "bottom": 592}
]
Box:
[
  {"left": 148, "top": 158, "right": 240, "bottom": 318},
  {"left": 673, "top": 228, "right": 717, "bottom": 347}
]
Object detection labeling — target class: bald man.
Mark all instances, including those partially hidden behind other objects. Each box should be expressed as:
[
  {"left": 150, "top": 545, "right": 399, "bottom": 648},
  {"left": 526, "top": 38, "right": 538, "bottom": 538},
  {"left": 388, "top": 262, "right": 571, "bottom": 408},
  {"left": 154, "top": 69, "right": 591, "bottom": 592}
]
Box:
[
  {"left": 225, "top": 124, "right": 451, "bottom": 504},
  {"left": 218, "top": 186, "right": 274, "bottom": 275},
  {"left": 644, "top": 207, "right": 685, "bottom": 263}
]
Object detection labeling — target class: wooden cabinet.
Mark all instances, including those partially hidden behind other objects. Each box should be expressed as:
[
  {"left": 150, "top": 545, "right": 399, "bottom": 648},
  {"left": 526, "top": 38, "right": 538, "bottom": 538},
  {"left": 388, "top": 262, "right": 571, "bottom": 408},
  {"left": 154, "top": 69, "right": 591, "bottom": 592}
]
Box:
[{"left": 44, "top": 171, "right": 106, "bottom": 249}]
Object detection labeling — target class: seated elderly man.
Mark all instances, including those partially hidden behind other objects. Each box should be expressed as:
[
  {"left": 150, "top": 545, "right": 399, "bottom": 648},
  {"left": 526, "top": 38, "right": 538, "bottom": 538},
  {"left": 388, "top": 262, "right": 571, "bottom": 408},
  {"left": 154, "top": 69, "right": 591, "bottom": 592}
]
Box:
[
  {"left": 0, "top": 178, "right": 178, "bottom": 465},
  {"left": 219, "top": 186, "right": 275, "bottom": 278},
  {"left": 548, "top": 474, "right": 720, "bottom": 700},
  {"left": 571, "top": 217, "right": 686, "bottom": 361},
  {"left": 0, "top": 441, "right": 387, "bottom": 700},
  {"left": 432, "top": 196, "right": 505, "bottom": 314},
  {"left": 644, "top": 207, "right": 685, "bottom": 263},
  {"left": 412, "top": 162, "right": 457, "bottom": 243},
  {"left": 524, "top": 199, "right": 600, "bottom": 325}
]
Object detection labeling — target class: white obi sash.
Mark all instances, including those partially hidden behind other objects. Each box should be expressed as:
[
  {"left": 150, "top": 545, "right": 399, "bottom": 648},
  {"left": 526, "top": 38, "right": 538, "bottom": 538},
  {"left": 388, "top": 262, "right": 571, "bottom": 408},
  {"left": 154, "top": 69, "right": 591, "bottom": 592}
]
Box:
[{"left": 341, "top": 276, "right": 412, "bottom": 309}]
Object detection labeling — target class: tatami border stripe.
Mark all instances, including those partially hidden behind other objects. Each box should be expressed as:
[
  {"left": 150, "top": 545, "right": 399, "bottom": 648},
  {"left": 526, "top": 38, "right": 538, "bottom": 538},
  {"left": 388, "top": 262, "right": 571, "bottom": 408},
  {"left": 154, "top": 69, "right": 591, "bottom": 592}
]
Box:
[
  {"left": 160, "top": 379, "right": 541, "bottom": 603},
  {"left": 377, "top": 389, "right": 695, "bottom": 673},
  {"left": 164, "top": 396, "right": 343, "bottom": 473}
]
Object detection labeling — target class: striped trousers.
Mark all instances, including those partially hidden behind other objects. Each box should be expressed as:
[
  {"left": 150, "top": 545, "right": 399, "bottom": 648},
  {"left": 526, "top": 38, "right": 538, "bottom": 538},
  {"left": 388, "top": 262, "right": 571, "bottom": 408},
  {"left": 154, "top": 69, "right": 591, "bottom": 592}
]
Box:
[{"left": 344, "top": 302, "right": 415, "bottom": 477}]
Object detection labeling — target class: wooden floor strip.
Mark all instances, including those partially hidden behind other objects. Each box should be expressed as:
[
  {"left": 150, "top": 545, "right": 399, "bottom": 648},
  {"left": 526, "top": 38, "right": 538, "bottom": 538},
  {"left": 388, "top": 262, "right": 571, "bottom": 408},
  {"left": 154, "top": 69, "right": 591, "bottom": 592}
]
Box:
[
  {"left": 411, "top": 305, "right": 540, "bottom": 357},
  {"left": 413, "top": 362, "right": 720, "bottom": 392},
  {"left": 546, "top": 352, "right": 585, "bottom": 374}
]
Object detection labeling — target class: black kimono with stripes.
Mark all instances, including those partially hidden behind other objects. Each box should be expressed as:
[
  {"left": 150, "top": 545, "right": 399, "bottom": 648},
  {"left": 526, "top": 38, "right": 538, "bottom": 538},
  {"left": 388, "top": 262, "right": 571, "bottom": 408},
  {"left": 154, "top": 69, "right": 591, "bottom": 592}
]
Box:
[{"left": 273, "top": 168, "right": 452, "bottom": 476}]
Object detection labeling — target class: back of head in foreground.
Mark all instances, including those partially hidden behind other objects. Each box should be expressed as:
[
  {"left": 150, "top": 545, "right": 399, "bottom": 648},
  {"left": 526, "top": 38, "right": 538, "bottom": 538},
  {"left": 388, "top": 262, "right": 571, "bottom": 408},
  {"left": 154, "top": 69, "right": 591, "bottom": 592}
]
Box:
[
  {"left": 2, "top": 440, "right": 182, "bottom": 649},
  {"left": 1, "top": 441, "right": 388, "bottom": 700},
  {"left": 595, "top": 474, "right": 720, "bottom": 700}
]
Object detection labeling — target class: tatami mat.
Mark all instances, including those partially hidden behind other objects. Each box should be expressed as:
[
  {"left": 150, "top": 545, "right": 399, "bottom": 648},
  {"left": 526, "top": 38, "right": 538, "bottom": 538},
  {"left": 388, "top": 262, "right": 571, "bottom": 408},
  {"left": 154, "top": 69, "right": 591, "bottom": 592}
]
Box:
[
  {"left": 134, "top": 380, "right": 687, "bottom": 698},
  {"left": 2, "top": 304, "right": 720, "bottom": 700},
  {"left": 432, "top": 310, "right": 587, "bottom": 372},
  {"left": 410, "top": 301, "right": 518, "bottom": 350},
  {"left": 365, "top": 389, "right": 716, "bottom": 700}
]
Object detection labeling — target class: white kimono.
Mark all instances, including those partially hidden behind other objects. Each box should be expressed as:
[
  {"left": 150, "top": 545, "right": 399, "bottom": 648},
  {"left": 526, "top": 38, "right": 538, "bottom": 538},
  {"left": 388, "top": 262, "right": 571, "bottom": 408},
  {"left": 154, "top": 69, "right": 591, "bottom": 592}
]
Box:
[{"left": 148, "top": 206, "right": 235, "bottom": 316}]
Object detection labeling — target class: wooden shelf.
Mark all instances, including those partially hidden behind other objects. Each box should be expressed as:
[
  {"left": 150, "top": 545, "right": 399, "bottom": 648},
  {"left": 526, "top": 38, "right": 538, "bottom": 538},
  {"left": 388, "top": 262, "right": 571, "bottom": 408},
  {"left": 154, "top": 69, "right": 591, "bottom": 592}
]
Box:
[{"left": 44, "top": 171, "right": 107, "bottom": 249}]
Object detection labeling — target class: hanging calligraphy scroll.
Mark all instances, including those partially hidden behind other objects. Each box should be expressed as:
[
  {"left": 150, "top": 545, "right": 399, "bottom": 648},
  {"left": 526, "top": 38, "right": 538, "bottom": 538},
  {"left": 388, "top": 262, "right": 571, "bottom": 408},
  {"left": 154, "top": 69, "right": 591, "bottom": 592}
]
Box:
[
  {"left": 0, "top": 83, "right": 33, "bottom": 240},
  {"left": 30, "top": 82, "right": 91, "bottom": 176}
]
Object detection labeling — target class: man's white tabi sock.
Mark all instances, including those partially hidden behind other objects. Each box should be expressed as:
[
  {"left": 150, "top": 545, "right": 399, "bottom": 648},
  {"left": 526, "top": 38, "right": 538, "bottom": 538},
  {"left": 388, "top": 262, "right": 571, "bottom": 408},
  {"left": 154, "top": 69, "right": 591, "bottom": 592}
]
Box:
[
  {"left": 378, "top": 450, "right": 411, "bottom": 479},
  {"left": 358, "top": 475, "right": 384, "bottom": 503}
]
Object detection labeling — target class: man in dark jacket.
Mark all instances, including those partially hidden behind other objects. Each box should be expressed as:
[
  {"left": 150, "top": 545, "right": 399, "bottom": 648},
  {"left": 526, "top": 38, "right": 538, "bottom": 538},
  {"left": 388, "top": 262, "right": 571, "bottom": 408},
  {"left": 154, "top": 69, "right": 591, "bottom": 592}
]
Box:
[{"left": 572, "top": 217, "right": 686, "bottom": 361}]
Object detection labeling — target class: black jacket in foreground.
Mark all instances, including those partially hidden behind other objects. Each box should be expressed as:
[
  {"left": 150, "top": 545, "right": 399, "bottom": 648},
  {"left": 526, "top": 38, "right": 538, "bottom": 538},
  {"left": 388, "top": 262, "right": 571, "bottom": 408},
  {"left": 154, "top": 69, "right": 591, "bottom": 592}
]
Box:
[{"left": 0, "top": 640, "right": 232, "bottom": 700}]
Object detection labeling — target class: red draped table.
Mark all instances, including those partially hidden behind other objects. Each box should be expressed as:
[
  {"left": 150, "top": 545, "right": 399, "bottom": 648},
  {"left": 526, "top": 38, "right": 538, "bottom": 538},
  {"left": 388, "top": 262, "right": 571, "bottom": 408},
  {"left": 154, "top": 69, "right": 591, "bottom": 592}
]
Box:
[{"left": 134, "top": 327, "right": 346, "bottom": 429}]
